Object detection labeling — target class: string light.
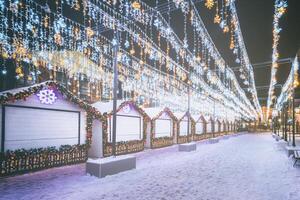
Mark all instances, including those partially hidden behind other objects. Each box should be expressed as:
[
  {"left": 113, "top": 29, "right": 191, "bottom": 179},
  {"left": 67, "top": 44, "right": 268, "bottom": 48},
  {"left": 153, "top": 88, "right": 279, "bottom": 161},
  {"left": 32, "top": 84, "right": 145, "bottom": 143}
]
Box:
[
  {"left": 266, "top": 0, "right": 288, "bottom": 119},
  {"left": 205, "top": 0, "right": 215, "bottom": 9},
  {"left": 276, "top": 56, "right": 299, "bottom": 111},
  {"left": 0, "top": 0, "right": 258, "bottom": 121}
]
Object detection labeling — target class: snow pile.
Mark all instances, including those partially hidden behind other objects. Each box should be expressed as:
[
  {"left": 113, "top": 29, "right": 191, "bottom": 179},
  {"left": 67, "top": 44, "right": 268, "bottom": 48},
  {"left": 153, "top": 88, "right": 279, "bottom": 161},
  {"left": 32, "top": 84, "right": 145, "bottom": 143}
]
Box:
[{"left": 1, "top": 133, "right": 300, "bottom": 200}]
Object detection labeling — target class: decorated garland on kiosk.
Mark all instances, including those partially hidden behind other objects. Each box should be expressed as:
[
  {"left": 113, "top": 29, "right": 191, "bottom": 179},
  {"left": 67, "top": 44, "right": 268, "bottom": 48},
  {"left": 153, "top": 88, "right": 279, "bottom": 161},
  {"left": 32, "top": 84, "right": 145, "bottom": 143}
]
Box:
[
  {"left": 150, "top": 108, "right": 178, "bottom": 149},
  {"left": 193, "top": 116, "right": 207, "bottom": 141},
  {"left": 102, "top": 101, "right": 150, "bottom": 157},
  {"left": 0, "top": 81, "right": 103, "bottom": 176},
  {"left": 177, "top": 112, "right": 195, "bottom": 144},
  {"left": 0, "top": 81, "right": 103, "bottom": 145}
]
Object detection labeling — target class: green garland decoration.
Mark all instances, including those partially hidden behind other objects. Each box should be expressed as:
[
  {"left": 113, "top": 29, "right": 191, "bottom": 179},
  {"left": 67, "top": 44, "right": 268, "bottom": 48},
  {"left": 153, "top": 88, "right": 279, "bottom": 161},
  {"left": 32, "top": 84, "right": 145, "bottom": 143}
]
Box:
[{"left": 0, "top": 144, "right": 87, "bottom": 177}]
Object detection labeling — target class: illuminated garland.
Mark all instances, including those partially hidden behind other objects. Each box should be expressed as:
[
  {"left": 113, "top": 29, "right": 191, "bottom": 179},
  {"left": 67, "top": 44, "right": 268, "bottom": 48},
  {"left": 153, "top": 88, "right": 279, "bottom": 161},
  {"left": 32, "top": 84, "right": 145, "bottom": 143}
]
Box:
[
  {"left": 0, "top": 144, "right": 87, "bottom": 176},
  {"left": 177, "top": 0, "right": 259, "bottom": 120},
  {"left": 99, "top": 0, "right": 258, "bottom": 120},
  {"left": 266, "top": 0, "right": 288, "bottom": 119},
  {"left": 275, "top": 56, "right": 299, "bottom": 111},
  {"left": 200, "top": 0, "right": 262, "bottom": 118},
  {"left": 150, "top": 108, "right": 178, "bottom": 149},
  {"left": 176, "top": 112, "right": 194, "bottom": 144},
  {"left": 229, "top": 2, "right": 262, "bottom": 118},
  {"left": 0, "top": 0, "right": 258, "bottom": 121},
  {"left": 193, "top": 116, "right": 207, "bottom": 141}
]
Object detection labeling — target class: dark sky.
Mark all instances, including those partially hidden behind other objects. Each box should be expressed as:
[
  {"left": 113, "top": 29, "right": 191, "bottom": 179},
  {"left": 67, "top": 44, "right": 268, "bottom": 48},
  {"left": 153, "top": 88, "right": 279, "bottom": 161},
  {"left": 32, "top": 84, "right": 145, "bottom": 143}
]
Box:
[
  {"left": 154, "top": 0, "right": 300, "bottom": 106},
  {"left": 234, "top": 0, "right": 300, "bottom": 105}
]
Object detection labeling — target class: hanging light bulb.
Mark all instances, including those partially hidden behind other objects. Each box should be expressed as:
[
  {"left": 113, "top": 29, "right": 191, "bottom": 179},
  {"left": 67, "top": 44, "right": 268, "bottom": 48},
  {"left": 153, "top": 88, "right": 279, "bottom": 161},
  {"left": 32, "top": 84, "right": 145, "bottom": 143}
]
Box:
[{"left": 205, "top": 0, "right": 215, "bottom": 9}]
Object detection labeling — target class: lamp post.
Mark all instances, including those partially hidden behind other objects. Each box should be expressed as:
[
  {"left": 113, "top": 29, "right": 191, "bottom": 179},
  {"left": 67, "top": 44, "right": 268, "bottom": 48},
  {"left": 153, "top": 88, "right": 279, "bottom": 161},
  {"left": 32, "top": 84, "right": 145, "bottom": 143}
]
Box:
[
  {"left": 187, "top": 80, "right": 191, "bottom": 143},
  {"left": 112, "top": 31, "right": 120, "bottom": 157},
  {"left": 292, "top": 85, "right": 296, "bottom": 147},
  {"left": 284, "top": 104, "right": 287, "bottom": 141},
  {"left": 213, "top": 98, "right": 216, "bottom": 138}
]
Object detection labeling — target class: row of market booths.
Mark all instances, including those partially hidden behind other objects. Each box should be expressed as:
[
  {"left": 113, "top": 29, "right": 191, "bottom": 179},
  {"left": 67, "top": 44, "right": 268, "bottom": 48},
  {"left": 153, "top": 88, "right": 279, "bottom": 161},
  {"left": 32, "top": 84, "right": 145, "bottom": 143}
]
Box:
[
  {"left": 91, "top": 100, "right": 238, "bottom": 157},
  {"left": 0, "top": 81, "right": 238, "bottom": 175}
]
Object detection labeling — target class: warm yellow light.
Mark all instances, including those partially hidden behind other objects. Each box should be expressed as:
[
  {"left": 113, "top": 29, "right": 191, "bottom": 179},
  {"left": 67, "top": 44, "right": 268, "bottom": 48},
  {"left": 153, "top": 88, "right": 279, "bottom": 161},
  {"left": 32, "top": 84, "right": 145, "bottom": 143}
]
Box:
[
  {"left": 205, "top": 0, "right": 214, "bottom": 9},
  {"left": 214, "top": 14, "right": 221, "bottom": 24},
  {"left": 130, "top": 49, "right": 135, "bottom": 55},
  {"left": 223, "top": 26, "right": 229, "bottom": 33},
  {"left": 278, "top": 7, "right": 286, "bottom": 15},
  {"left": 132, "top": 1, "right": 141, "bottom": 10}
]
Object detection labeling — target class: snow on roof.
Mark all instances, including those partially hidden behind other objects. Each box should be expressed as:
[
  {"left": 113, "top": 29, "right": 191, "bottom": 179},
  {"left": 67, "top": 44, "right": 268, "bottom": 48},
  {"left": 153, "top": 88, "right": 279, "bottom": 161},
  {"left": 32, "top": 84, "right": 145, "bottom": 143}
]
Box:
[
  {"left": 0, "top": 81, "right": 53, "bottom": 96},
  {"left": 192, "top": 114, "right": 204, "bottom": 122},
  {"left": 92, "top": 100, "right": 126, "bottom": 113},
  {"left": 143, "top": 107, "right": 165, "bottom": 119},
  {"left": 204, "top": 115, "right": 212, "bottom": 122},
  {"left": 174, "top": 112, "right": 186, "bottom": 120}
]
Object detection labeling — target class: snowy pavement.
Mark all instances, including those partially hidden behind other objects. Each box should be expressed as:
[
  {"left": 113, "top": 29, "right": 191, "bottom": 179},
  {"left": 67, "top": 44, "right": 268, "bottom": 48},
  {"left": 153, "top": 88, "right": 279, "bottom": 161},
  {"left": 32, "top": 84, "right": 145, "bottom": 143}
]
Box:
[{"left": 1, "top": 133, "right": 300, "bottom": 200}]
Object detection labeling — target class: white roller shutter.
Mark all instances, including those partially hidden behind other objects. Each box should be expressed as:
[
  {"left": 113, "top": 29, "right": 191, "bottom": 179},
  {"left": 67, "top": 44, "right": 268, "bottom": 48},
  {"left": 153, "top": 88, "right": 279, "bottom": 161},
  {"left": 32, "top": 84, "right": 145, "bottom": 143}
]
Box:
[
  {"left": 4, "top": 106, "right": 80, "bottom": 151},
  {"left": 109, "top": 115, "right": 142, "bottom": 142}
]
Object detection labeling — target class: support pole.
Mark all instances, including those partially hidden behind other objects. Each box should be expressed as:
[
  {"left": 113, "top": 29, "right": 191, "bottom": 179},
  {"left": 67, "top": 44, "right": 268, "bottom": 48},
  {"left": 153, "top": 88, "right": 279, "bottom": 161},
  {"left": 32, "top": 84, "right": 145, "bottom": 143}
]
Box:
[
  {"left": 213, "top": 99, "right": 215, "bottom": 138},
  {"left": 187, "top": 81, "right": 191, "bottom": 143},
  {"left": 112, "top": 31, "right": 120, "bottom": 157},
  {"left": 284, "top": 105, "right": 287, "bottom": 141},
  {"left": 292, "top": 90, "right": 296, "bottom": 146}
]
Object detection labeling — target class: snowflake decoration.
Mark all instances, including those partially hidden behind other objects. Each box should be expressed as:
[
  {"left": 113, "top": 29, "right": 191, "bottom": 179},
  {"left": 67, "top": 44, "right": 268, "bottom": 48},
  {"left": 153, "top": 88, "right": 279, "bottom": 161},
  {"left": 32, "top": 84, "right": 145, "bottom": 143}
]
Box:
[
  {"left": 37, "top": 89, "right": 57, "bottom": 104},
  {"left": 122, "top": 104, "right": 131, "bottom": 114}
]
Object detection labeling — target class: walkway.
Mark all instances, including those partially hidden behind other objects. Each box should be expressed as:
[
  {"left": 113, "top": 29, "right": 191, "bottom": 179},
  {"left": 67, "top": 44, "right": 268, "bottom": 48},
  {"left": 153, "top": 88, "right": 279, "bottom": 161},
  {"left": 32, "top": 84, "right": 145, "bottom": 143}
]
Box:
[{"left": 1, "top": 133, "right": 300, "bottom": 200}]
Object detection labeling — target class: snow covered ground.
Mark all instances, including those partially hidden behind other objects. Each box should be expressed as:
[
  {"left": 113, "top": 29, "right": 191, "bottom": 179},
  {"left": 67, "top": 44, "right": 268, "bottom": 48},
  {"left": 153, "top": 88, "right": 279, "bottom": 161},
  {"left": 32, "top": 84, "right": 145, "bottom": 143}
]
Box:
[{"left": 1, "top": 133, "right": 300, "bottom": 200}]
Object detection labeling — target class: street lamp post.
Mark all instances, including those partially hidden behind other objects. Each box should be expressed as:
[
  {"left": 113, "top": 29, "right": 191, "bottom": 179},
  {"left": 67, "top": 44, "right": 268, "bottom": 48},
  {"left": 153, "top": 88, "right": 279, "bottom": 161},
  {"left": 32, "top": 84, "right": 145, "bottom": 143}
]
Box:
[
  {"left": 213, "top": 98, "right": 216, "bottom": 138},
  {"left": 292, "top": 68, "right": 296, "bottom": 147},
  {"left": 187, "top": 81, "right": 191, "bottom": 143},
  {"left": 292, "top": 89, "right": 296, "bottom": 147}
]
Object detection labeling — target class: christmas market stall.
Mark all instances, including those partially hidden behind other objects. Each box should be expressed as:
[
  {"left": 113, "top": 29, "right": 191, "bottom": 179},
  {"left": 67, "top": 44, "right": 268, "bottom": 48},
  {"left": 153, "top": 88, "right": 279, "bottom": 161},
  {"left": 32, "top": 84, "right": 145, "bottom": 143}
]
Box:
[
  {"left": 92, "top": 100, "right": 149, "bottom": 156},
  {"left": 174, "top": 112, "right": 193, "bottom": 144},
  {"left": 192, "top": 114, "right": 207, "bottom": 141},
  {"left": 144, "top": 107, "right": 177, "bottom": 149},
  {"left": 0, "top": 81, "right": 102, "bottom": 176}
]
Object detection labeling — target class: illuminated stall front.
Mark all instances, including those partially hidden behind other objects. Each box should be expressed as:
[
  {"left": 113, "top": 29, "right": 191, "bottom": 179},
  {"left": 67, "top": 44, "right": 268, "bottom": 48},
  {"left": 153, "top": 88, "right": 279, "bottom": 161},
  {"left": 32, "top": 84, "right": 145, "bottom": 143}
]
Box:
[
  {"left": 193, "top": 114, "right": 207, "bottom": 141},
  {"left": 174, "top": 112, "right": 193, "bottom": 144},
  {"left": 144, "top": 107, "right": 177, "bottom": 149},
  {"left": 93, "top": 100, "right": 149, "bottom": 156}
]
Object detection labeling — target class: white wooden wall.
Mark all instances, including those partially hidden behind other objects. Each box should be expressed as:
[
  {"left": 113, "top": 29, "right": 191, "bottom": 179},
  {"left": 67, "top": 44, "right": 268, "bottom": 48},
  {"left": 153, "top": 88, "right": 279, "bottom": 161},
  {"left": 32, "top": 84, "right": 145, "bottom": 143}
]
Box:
[{"left": 88, "top": 119, "right": 103, "bottom": 158}]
